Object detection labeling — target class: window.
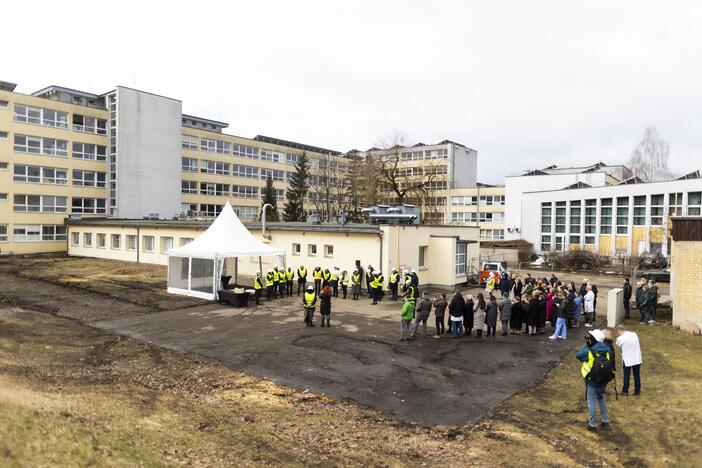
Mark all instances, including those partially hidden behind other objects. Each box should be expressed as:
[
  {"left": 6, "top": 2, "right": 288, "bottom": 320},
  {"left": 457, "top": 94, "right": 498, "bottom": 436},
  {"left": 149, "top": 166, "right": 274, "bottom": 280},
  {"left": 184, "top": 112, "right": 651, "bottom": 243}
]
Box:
[
  {"left": 179, "top": 237, "right": 193, "bottom": 246},
  {"left": 126, "top": 234, "right": 137, "bottom": 251},
  {"left": 14, "top": 194, "right": 67, "bottom": 213},
  {"left": 181, "top": 135, "right": 198, "bottom": 150},
  {"left": 72, "top": 142, "right": 107, "bottom": 161},
  {"left": 452, "top": 196, "right": 478, "bottom": 206},
  {"left": 201, "top": 138, "right": 230, "bottom": 154},
  {"left": 233, "top": 144, "right": 258, "bottom": 159},
  {"left": 273, "top": 188, "right": 285, "bottom": 199},
  {"left": 0, "top": 225, "right": 7, "bottom": 243},
  {"left": 286, "top": 153, "right": 299, "bottom": 165},
  {"left": 200, "top": 182, "right": 229, "bottom": 196},
  {"left": 231, "top": 185, "right": 258, "bottom": 198},
  {"left": 401, "top": 151, "right": 422, "bottom": 162},
  {"left": 0, "top": 162, "right": 7, "bottom": 170},
  {"left": 72, "top": 115, "right": 107, "bottom": 134},
  {"left": 72, "top": 170, "right": 106, "bottom": 188},
  {"left": 541, "top": 234, "right": 552, "bottom": 251},
  {"left": 541, "top": 202, "right": 552, "bottom": 233},
  {"left": 178, "top": 157, "right": 197, "bottom": 172},
  {"left": 160, "top": 236, "right": 173, "bottom": 253},
  {"left": 555, "top": 202, "right": 566, "bottom": 233},
  {"left": 43, "top": 225, "right": 66, "bottom": 241},
  {"left": 292, "top": 243, "right": 301, "bottom": 255},
  {"left": 71, "top": 232, "right": 80, "bottom": 246},
  {"left": 181, "top": 180, "right": 197, "bottom": 194},
  {"left": 232, "top": 205, "right": 258, "bottom": 218},
  {"left": 97, "top": 233, "right": 106, "bottom": 248},
  {"left": 71, "top": 198, "right": 107, "bottom": 214},
  {"left": 260, "top": 150, "right": 283, "bottom": 162},
  {"left": 569, "top": 200, "right": 581, "bottom": 234},
  {"left": 14, "top": 134, "right": 68, "bottom": 157},
  {"left": 633, "top": 195, "right": 647, "bottom": 225},
  {"left": 479, "top": 195, "right": 504, "bottom": 206},
  {"left": 584, "top": 235, "right": 596, "bottom": 245},
  {"left": 14, "top": 105, "right": 68, "bottom": 128},
  {"left": 419, "top": 246, "right": 428, "bottom": 267},
  {"left": 455, "top": 242, "right": 467, "bottom": 275},
  {"left": 14, "top": 165, "right": 67, "bottom": 185},
  {"left": 426, "top": 149, "right": 449, "bottom": 160},
  {"left": 478, "top": 212, "right": 504, "bottom": 223},
  {"left": 0, "top": 100, "right": 8, "bottom": 109},
  {"left": 200, "top": 160, "right": 229, "bottom": 175},
  {"left": 232, "top": 164, "right": 258, "bottom": 178},
  {"left": 688, "top": 192, "right": 702, "bottom": 216},
  {"left": 143, "top": 235, "right": 155, "bottom": 253},
  {"left": 324, "top": 244, "right": 334, "bottom": 257},
  {"left": 200, "top": 204, "right": 223, "bottom": 217},
  {"left": 308, "top": 244, "right": 317, "bottom": 256},
  {"left": 425, "top": 165, "right": 448, "bottom": 175},
  {"left": 84, "top": 233, "right": 93, "bottom": 247},
  {"left": 600, "top": 198, "right": 612, "bottom": 234},
  {"left": 261, "top": 168, "right": 284, "bottom": 181},
  {"left": 650, "top": 194, "right": 663, "bottom": 225},
  {"left": 111, "top": 234, "right": 121, "bottom": 249},
  {"left": 425, "top": 181, "right": 447, "bottom": 191},
  {"left": 0, "top": 131, "right": 8, "bottom": 139},
  {"left": 669, "top": 192, "right": 683, "bottom": 216},
  {"left": 480, "top": 229, "right": 505, "bottom": 240},
  {"left": 43, "top": 167, "right": 69, "bottom": 185},
  {"left": 585, "top": 199, "right": 596, "bottom": 234},
  {"left": 0, "top": 193, "right": 7, "bottom": 202}
]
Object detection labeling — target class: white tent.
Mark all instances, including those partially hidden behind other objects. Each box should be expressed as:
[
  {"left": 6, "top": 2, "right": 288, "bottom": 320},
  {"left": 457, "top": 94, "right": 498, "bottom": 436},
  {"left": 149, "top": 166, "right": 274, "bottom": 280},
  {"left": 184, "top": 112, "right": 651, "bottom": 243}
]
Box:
[{"left": 167, "top": 201, "right": 284, "bottom": 299}]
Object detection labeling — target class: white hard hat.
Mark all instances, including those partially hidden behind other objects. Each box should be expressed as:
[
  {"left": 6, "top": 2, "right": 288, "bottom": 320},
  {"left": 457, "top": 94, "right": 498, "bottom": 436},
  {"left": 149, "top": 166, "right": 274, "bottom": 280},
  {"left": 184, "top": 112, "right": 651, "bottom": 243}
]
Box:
[
  {"left": 256, "top": 270, "right": 261, "bottom": 274},
  {"left": 589, "top": 329, "right": 605, "bottom": 343},
  {"left": 411, "top": 269, "right": 416, "bottom": 273},
  {"left": 376, "top": 271, "right": 382, "bottom": 275}
]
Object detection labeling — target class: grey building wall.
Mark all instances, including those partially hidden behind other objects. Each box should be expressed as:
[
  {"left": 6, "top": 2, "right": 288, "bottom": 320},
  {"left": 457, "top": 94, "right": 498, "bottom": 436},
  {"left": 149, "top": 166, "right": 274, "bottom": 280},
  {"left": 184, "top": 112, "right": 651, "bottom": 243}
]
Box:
[
  {"left": 451, "top": 145, "right": 478, "bottom": 189},
  {"left": 115, "top": 86, "right": 182, "bottom": 219}
]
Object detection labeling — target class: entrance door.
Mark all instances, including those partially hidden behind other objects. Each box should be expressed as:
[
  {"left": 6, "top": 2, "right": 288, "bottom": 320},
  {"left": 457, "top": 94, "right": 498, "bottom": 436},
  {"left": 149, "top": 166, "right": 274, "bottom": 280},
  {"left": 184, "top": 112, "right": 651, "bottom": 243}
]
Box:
[{"left": 555, "top": 235, "right": 565, "bottom": 251}]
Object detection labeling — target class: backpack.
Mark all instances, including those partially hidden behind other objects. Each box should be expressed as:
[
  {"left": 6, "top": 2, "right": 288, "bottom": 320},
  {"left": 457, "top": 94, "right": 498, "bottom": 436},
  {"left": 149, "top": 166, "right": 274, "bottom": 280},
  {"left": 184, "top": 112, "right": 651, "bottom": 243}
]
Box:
[{"left": 589, "top": 351, "right": 614, "bottom": 385}]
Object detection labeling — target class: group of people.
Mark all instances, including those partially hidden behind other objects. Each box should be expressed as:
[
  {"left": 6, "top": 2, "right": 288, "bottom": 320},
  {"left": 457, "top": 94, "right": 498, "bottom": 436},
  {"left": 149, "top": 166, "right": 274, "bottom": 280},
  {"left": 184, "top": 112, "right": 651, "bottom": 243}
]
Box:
[
  {"left": 398, "top": 273, "right": 601, "bottom": 341},
  {"left": 623, "top": 276, "right": 660, "bottom": 324},
  {"left": 253, "top": 263, "right": 420, "bottom": 327}
]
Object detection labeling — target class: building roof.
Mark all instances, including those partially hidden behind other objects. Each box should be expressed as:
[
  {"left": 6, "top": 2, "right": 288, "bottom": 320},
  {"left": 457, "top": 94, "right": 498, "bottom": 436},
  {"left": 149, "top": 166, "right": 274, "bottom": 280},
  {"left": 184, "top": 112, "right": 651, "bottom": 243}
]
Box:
[
  {"left": 515, "top": 162, "right": 630, "bottom": 178},
  {"left": 0, "top": 80, "right": 17, "bottom": 91},
  {"left": 31, "top": 85, "right": 101, "bottom": 99},
  {"left": 182, "top": 114, "right": 229, "bottom": 129},
  {"left": 254, "top": 135, "right": 342, "bottom": 156},
  {"left": 677, "top": 170, "right": 701, "bottom": 180}
]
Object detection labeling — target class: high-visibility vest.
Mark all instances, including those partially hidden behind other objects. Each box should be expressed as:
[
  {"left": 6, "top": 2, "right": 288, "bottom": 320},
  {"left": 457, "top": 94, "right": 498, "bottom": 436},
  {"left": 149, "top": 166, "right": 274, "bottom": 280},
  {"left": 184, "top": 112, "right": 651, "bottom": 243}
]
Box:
[
  {"left": 340, "top": 272, "right": 349, "bottom": 286},
  {"left": 286, "top": 269, "right": 294, "bottom": 281},
  {"left": 273, "top": 270, "right": 280, "bottom": 283},
  {"left": 404, "top": 274, "right": 411, "bottom": 284},
  {"left": 323, "top": 271, "right": 331, "bottom": 282},
  {"left": 376, "top": 274, "right": 384, "bottom": 287},
  {"left": 265, "top": 274, "right": 274, "bottom": 287},
  {"left": 313, "top": 269, "right": 323, "bottom": 280},
  {"left": 405, "top": 285, "right": 415, "bottom": 298},
  {"left": 298, "top": 267, "right": 307, "bottom": 279},
  {"left": 331, "top": 271, "right": 338, "bottom": 281},
  {"left": 581, "top": 350, "right": 610, "bottom": 379},
  {"left": 254, "top": 276, "right": 263, "bottom": 290},
  {"left": 303, "top": 292, "right": 317, "bottom": 308},
  {"left": 351, "top": 272, "right": 360, "bottom": 285},
  {"left": 390, "top": 272, "right": 400, "bottom": 284}
]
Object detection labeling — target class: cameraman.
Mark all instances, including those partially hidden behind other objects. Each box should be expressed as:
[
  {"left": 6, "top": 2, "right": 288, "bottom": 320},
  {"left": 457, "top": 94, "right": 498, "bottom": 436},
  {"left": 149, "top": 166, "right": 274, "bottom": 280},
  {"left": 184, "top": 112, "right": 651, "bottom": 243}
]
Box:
[{"left": 576, "top": 329, "right": 613, "bottom": 431}]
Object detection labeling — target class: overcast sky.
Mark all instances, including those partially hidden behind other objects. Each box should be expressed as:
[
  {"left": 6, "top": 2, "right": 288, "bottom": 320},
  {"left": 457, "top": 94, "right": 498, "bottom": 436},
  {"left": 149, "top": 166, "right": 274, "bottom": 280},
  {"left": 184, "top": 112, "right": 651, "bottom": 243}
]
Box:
[{"left": 3, "top": 1, "right": 701, "bottom": 183}]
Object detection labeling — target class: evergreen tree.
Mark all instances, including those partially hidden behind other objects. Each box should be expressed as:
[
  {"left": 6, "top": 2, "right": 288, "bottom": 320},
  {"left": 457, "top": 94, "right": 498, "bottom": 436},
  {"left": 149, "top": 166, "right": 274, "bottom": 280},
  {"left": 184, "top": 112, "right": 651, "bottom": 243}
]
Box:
[
  {"left": 261, "top": 174, "right": 280, "bottom": 222},
  {"left": 283, "top": 151, "right": 310, "bottom": 221}
]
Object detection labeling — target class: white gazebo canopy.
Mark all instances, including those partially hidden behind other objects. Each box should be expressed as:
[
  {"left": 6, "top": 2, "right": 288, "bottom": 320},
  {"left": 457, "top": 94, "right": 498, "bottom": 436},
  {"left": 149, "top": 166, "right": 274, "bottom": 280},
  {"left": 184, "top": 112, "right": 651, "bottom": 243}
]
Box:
[{"left": 167, "top": 201, "right": 284, "bottom": 299}]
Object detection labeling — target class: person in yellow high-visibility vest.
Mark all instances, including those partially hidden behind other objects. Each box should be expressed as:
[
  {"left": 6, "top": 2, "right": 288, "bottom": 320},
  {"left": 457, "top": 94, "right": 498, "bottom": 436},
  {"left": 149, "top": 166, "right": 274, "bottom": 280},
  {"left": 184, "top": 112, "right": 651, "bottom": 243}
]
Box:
[
  {"left": 272, "top": 266, "right": 280, "bottom": 299},
  {"left": 285, "top": 266, "right": 294, "bottom": 297},
  {"left": 302, "top": 285, "right": 317, "bottom": 327},
  {"left": 576, "top": 329, "right": 613, "bottom": 431},
  {"left": 265, "top": 269, "right": 275, "bottom": 302},
  {"left": 297, "top": 265, "right": 308, "bottom": 296},
  {"left": 278, "top": 266, "right": 287, "bottom": 298},
  {"left": 322, "top": 268, "right": 331, "bottom": 289},
  {"left": 253, "top": 270, "right": 263, "bottom": 305},
  {"left": 389, "top": 268, "right": 400, "bottom": 301},
  {"left": 313, "top": 266, "right": 323, "bottom": 295},
  {"left": 330, "top": 267, "right": 340, "bottom": 297},
  {"left": 340, "top": 269, "right": 349, "bottom": 299},
  {"left": 351, "top": 268, "right": 361, "bottom": 300}
]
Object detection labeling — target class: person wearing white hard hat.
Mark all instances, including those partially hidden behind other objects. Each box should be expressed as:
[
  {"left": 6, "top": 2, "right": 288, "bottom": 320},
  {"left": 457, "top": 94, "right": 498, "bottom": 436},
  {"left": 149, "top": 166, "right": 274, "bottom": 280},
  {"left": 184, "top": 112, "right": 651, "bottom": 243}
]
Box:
[
  {"left": 302, "top": 285, "right": 317, "bottom": 327},
  {"left": 265, "top": 269, "right": 275, "bottom": 302},
  {"left": 389, "top": 268, "right": 400, "bottom": 301},
  {"left": 576, "top": 329, "right": 613, "bottom": 431},
  {"left": 296, "top": 265, "right": 308, "bottom": 296},
  {"left": 253, "top": 270, "right": 263, "bottom": 305}
]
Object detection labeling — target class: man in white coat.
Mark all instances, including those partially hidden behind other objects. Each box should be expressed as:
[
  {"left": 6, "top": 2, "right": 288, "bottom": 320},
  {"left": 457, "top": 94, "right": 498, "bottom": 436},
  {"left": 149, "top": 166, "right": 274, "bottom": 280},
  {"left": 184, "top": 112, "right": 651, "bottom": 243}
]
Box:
[
  {"left": 583, "top": 285, "right": 595, "bottom": 328},
  {"left": 615, "top": 324, "right": 643, "bottom": 396}
]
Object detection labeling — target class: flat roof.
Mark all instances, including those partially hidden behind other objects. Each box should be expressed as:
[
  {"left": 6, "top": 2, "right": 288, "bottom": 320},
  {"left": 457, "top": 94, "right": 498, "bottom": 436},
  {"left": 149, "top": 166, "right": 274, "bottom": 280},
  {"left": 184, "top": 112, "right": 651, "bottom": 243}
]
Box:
[
  {"left": 182, "top": 114, "right": 229, "bottom": 128},
  {"left": 254, "top": 135, "right": 342, "bottom": 156},
  {"left": 32, "top": 85, "right": 101, "bottom": 99}
]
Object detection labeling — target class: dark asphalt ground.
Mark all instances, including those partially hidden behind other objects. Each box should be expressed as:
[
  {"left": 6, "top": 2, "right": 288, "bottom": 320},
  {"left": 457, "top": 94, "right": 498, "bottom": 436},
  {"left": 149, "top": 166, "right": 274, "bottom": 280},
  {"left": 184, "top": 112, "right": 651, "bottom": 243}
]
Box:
[{"left": 95, "top": 291, "right": 583, "bottom": 426}]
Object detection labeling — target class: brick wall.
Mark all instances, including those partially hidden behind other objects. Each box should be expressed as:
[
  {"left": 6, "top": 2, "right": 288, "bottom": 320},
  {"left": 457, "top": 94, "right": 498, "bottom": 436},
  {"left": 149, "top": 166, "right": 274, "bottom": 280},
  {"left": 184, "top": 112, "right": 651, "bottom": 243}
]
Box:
[{"left": 671, "top": 240, "right": 702, "bottom": 327}]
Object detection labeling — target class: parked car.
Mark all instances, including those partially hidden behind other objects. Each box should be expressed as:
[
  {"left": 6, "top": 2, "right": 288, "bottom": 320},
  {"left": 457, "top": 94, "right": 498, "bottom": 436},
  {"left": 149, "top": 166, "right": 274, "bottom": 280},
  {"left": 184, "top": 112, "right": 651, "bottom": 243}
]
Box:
[
  {"left": 479, "top": 261, "right": 509, "bottom": 285},
  {"left": 639, "top": 251, "right": 668, "bottom": 269},
  {"left": 641, "top": 268, "right": 670, "bottom": 283}
]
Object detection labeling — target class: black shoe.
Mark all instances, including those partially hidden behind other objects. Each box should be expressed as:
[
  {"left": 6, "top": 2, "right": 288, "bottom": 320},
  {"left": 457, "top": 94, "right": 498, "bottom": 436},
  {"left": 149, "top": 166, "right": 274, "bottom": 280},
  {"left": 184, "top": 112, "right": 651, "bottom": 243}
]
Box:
[
  {"left": 587, "top": 425, "right": 597, "bottom": 432},
  {"left": 634, "top": 391, "right": 641, "bottom": 396},
  {"left": 601, "top": 422, "right": 610, "bottom": 429}
]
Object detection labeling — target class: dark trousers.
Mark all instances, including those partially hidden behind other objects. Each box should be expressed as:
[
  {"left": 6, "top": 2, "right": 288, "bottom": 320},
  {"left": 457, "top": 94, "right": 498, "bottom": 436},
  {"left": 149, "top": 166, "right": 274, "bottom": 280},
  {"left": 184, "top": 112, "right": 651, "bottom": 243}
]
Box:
[
  {"left": 476, "top": 329, "right": 483, "bottom": 337},
  {"left": 341, "top": 285, "right": 347, "bottom": 299},
  {"left": 278, "top": 281, "right": 286, "bottom": 297},
  {"left": 286, "top": 280, "right": 293, "bottom": 296},
  {"left": 371, "top": 288, "right": 379, "bottom": 304},
  {"left": 435, "top": 315, "right": 445, "bottom": 335},
  {"left": 487, "top": 325, "right": 495, "bottom": 337},
  {"left": 314, "top": 280, "right": 321, "bottom": 295},
  {"left": 254, "top": 289, "right": 261, "bottom": 304},
  {"left": 366, "top": 280, "right": 372, "bottom": 296},
  {"left": 623, "top": 299, "right": 631, "bottom": 319},
  {"left": 389, "top": 283, "right": 398, "bottom": 300},
  {"left": 273, "top": 282, "right": 279, "bottom": 298},
  {"left": 623, "top": 364, "right": 641, "bottom": 394},
  {"left": 331, "top": 281, "right": 338, "bottom": 297},
  {"left": 376, "top": 287, "right": 382, "bottom": 302},
  {"left": 297, "top": 279, "right": 306, "bottom": 295},
  {"left": 266, "top": 286, "right": 273, "bottom": 301}
]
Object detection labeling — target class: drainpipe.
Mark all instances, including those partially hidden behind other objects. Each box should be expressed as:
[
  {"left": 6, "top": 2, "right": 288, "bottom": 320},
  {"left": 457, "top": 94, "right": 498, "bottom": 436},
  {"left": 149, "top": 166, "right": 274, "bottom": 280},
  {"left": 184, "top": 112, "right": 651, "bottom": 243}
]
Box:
[
  {"left": 136, "top": 227, "right": 140, "bottom": 263},
  {"left": 378, "top": 229, "right": 384, "bottom": 273},
  {"left": 261, "top": 203, "right": 273, "bottom": 238}
]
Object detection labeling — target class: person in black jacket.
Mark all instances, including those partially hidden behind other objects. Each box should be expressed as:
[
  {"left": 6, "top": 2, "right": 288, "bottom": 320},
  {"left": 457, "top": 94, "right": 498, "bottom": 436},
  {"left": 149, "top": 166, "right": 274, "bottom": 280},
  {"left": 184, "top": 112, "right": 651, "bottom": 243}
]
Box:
[
  {"left": 319, "top": 285, "right": 332, "bottom": 327},
  {"left": 510, "top": 295, "right": 523, "bottom": 334},
  {"left": 622, "top": 277, "right": 632, "bottom": 319},
  {"left": 463, "top": 294, "right": 475, "bottom": 337},
  {"left": 448, "top": 291, "right": 465, "bottom": 337},
  {"left": 536, "top": 290, "right": 547, "bottom": 334}
]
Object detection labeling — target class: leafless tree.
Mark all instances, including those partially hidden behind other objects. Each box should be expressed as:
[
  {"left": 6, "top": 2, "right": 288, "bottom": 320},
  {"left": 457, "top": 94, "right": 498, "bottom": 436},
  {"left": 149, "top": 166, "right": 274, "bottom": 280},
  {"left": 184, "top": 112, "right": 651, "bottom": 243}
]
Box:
[
  {"left": 627, "top": 126, "right": 675, "bottom": 182},
  {"left": 309, "top": 153, "right": 347, "bottom": 221}
]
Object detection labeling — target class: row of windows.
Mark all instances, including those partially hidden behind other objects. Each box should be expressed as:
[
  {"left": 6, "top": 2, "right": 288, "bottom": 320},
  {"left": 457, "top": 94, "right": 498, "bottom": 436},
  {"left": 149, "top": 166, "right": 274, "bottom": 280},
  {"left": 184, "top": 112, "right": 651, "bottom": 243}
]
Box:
[
  {"left": 181, "top": 181, "right": 286, "bottom": 199},
  {"left": 12, "top": 194, "right": 106, "bottom": 214},
  {"left": 291, "top": 242, "right": 334, "bottom": 258},
  {"left": 12, "top": 164, "right": 106, "bottom": 187},
  {"left": 11, "top": 104, "right": 107, "bottom": 135},
  {"left": 71, "top": 231, "right": 193, "bottom": 253},
  {"left": 450, "top": 212, "right": 505, "bottom": 223},
  {"left": 13, "top": 134, "right": 107, "bottom": 160},
  {"left": 541, "top": 193, "right": 702, "bottom": 236},
  {"left": 400, "top": 149, "right": 449, "bottom": 161},
  {"left": 451, "top": 195, "right": 505, "bottom": 206},
  {"left": 183, "top": 158, "right": 321, "bottom": 184},
  {"left": 479, "top": 229, "right": 505, "bottom": 240},
  {"left": 0, "top": 224, "right": 67, "bottom": 242}
]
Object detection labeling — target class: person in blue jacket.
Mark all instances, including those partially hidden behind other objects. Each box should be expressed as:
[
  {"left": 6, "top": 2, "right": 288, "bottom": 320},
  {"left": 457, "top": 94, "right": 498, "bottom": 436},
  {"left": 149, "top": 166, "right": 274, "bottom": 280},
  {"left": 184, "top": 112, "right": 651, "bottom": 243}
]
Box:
[{"left": 576, "top": 329, "right": 612, "bottom": 431}]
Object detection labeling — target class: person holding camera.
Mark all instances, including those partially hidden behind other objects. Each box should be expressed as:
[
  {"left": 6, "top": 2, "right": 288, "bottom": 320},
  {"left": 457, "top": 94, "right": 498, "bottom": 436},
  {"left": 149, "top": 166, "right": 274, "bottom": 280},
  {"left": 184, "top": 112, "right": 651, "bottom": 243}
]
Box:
[{"left": 576, "top": 329, "right": 614, "bottom": 431}]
